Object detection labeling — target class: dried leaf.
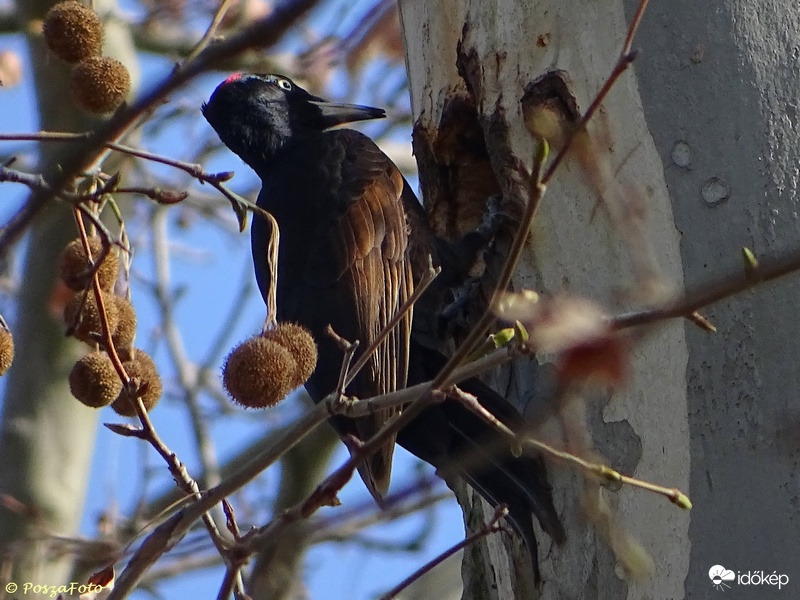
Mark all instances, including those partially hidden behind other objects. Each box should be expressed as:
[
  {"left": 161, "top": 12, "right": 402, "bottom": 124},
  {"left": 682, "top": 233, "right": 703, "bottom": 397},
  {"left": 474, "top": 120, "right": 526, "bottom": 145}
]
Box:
[
  {"left": 497, "top": 294, "right": 628, "bottom": 385},
  {"left": 559, "top": 334, "right": 629, "bottom": 387},
  {"left": 79, "top": 565, "right": 114, "bottom": 600}
]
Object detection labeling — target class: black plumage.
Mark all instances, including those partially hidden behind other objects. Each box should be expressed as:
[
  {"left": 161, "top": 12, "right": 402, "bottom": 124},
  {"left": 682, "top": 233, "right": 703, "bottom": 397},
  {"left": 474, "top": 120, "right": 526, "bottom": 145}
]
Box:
[{"left": 202, "top": 73, "right": 564, "bottom": 573}]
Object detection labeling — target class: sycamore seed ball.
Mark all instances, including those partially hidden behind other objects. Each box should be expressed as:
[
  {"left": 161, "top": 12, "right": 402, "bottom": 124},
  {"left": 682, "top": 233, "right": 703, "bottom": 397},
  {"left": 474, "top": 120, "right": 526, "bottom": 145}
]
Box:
[
  {"left": 69, "top": 351, "right": 122, "bottom": 408},
  {"left": 0, "top": 328, "right": 13, "bottom": 376},
  {"left": 59, "top": 236, "right": 119, "bottom": 291},
  {"left": 111, "top": 350, "right": 162, "bottom": 416},
  {"left": 64, "top": 290, "right": 119, "bottom": 344},
  {"left": 265, "top": 323, "right": 317, "bottom": 387},
  {"left": 71, "top": 56, "right": 131, "bottom": 114},
  {"left": 111, "top": 296, "right": 137, "bottom": 355},
  {"left": 223, "top": 337, "right": 297, "bottom": 409},
  {"left": 43, "top": 1, "right": 103, "bottom": 64}
]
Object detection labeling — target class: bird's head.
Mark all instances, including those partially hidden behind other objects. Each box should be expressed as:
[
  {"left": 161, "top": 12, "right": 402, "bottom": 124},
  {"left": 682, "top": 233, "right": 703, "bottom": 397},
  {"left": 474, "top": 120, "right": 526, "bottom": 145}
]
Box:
[{"left": 202, "top": 74, "right": 385, "bottom": 172}]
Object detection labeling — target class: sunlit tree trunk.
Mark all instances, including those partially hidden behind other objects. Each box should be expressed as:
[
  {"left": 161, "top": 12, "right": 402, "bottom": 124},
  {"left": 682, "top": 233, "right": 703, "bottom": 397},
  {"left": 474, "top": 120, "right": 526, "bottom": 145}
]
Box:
[{"left": 397, "top": 1, "right": 749, "bottom": 598}]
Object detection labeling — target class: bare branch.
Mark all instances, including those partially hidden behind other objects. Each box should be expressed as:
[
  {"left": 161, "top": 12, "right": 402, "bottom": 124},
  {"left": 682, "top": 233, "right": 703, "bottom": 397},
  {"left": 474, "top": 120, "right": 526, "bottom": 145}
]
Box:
[
  {"left": 614, "top": 246, "right": 800, "bottom": 330},
  {"left": 377, "top": 504, "right": 509, "bottom": 600},
  {"left": 0, "top": 0, "right": 321, "bottom": 257}
]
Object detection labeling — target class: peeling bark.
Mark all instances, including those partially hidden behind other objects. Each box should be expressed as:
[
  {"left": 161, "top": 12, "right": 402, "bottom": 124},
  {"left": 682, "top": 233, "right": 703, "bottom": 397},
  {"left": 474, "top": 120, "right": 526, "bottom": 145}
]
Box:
[{"left": 399, "top": 1, "right": 690, "bottom": 598}]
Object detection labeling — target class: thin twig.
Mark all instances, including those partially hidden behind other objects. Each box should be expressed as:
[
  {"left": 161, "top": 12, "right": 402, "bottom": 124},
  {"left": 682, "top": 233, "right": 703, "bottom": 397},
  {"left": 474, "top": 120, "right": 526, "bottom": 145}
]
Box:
[
  {"left": 334, "top": 346, "right": 512, "bottom": 419},
  {"left": 0, "top": 161, "right": 186, "bottom": 207},
  {"left": 216, "top": 565, "right": 239, "bottom": 600},
  {"left": 80, "top": 208, "right": 234, "bottom": 571},
  {"left": 621, "top": 0, "right": 650, "bottom": 56},
  {"left": 151, "top": 207, "right": 222, "bottom": 490},
  {"left": 187, "top": 0, "right": 236, "bottom": 62},
  {"left": 72, "top": 209, "right": 128, "bottom": 380},
  {"left": 613, "top": 246, "right": 800, "bottom": 330},
  {"left": 108, "top": 402, "right": 331, "bottom": 599},
  {"left": 542, "top": 0, "right": 649, "bottom": 184},
  {"left": 0, "top": 132, "right": 220, "bottom": 180},
  {"left": 378, "top": 505, "right": 509, "bottom": 600},
  {"left": 125, "top": 392, "right": 231, "bottom": 548},
  {"left": 0, "top": 132, "right": 91, "bottom": 142},
  {"left": 448, "top": 379, "right": 690, "bottom": 509},
  {"left": 325, "top": 325, "right": 360, "bottom": 401},
  {"left": 523, "top": 436, "right": 690, "bottom": 509},
  {"left": 0, "top": 132, "right": 271, "bottom": 228},
  {"left": 0, "top": 0, "right": 320, "bottom": 257}
]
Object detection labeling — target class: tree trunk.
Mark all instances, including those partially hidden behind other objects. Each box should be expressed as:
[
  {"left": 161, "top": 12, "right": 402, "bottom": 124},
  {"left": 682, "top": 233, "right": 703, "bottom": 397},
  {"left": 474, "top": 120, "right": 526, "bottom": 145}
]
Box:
[
  {"left": 631, "top": 0, "right": 800, "bottom": 596},
  {"left": 398, "top": 0, "right": 704, "bottom": 597}
]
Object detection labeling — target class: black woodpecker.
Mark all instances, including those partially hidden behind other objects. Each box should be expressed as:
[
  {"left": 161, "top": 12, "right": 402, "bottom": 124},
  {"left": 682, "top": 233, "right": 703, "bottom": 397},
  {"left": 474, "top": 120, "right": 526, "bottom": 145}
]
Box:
[{"left": 202, "top": 73, "right": 564, "bottom": 575}]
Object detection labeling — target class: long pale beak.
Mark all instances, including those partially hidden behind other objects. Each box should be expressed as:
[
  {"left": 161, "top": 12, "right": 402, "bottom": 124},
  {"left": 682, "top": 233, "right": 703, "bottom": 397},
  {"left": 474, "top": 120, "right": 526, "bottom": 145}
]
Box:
[{"left": 310, "top": 100, "right": 386, "bottom": 129}]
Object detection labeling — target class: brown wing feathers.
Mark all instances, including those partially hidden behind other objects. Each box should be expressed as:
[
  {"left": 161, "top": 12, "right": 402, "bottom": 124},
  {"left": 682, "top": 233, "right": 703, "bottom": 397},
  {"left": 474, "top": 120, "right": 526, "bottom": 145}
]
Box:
[{"left": 320, "top": 131, "right": 412, "bottom": 497}]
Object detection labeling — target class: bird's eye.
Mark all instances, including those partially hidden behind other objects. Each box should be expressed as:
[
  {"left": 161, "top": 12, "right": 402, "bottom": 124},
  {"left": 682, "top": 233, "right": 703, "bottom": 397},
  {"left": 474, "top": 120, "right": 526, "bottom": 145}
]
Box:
[{"left": 277, "top": 78, "right": 292, "bottom": 91}]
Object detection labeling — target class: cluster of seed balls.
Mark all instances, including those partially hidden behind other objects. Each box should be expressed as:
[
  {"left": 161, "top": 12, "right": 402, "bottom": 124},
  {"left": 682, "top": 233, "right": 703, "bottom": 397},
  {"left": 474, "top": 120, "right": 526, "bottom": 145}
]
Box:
[
  {"left": 223, "top": 324, "right": 318, "bottom": 409},
  {"left": 43, "top": 1, "right": 131, "bottom": 114},
  {"left": 60, "top": 236, "right": 162, "bottom": 417}
]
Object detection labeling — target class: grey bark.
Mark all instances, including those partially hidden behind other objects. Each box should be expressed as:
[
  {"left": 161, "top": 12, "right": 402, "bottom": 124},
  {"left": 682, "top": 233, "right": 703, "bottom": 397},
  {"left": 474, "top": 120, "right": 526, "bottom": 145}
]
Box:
[
  {"left": 630, "top": 1, "right": 800, "bottom": 597},
  {"left": 397, "top": 0, "right": 800, "bottom": 598}
]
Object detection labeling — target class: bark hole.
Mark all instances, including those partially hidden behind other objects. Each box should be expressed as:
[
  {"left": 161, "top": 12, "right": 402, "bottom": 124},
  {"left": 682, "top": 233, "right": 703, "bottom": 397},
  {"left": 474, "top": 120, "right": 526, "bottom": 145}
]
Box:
[
  {"left": 412, "top": 92, "right": 502, "bottom": 242},
  {"left": 521, "top": 70, "right": 582, "bottom": 152}
]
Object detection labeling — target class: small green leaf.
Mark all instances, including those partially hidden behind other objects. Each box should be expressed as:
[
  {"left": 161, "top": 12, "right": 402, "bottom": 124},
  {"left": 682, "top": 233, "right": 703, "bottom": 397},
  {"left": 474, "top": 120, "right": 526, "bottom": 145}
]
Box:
[{"left": 490, "top": 327, "right": 516, "bottom": 348}]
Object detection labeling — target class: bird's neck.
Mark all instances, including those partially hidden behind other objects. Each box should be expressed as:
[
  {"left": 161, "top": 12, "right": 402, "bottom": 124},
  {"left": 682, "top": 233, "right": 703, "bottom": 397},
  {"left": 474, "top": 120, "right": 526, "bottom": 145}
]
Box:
[
  {"left": 231, "top": 127, "right": 283, "bottom": 174},
  {"left": 240, "top": 128, "right": 319, "bottom": 178}
]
